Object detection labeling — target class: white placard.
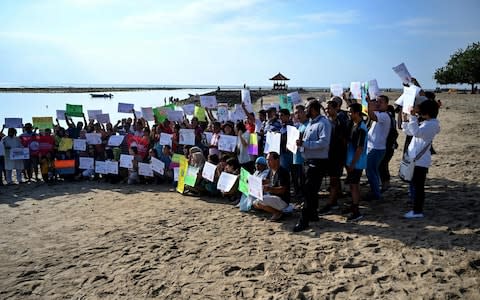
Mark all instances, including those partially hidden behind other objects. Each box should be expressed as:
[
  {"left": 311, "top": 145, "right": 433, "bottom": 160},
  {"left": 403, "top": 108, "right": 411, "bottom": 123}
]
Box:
[
  {"left": 138, "top": 162, "right": 153, "bottom": 177},
  {"left": 330, "top": 84, "right": 343, "bottom": 97},
  {"left": 87, "top": 110, "right": 102, "bottom": 120},
  {"left": 241, "top": 89, "right": 253, "bottom": 112},
  {"left": 135, "top": 110, "right": 142, "bottom": 118},
  {"left": 286, "top": 125, "right": 299, "bottom": 154},
  {"left": 392, "top": 62, "right": 412, "bottom": 85},
  {"left": 200, "top": 95, "right": 218, "bottom": 109},
  {"left": 173, "top": 167, "right": 180, "bottom": 181},
  {"left": 350, "top": 82, "right": 362, "bottom": 100},
  {"left": 73, "top": 139, "right": 87, "bottom": 151},
  {"left": 288, "top": 91, "right": 302, "bottom": 105},
  {"left": 202, "top": 161, "right": 216, "bottom": 182},
  {"left": 264, "top": 131, "right": 281, "bottom": 154},
  {"left": 217, "top": 104, "right": 229, "bottom": 123},
  {"left": 182, "top": 104, "right": 195, "bottom": 115},
  {"left": 5, "top": 118, "right": 23, "bottom": 129},
  {"left": 248, "top": 174, "right": 263, "bottom": 201},
  {"left": 204, "top": 132, "right": 213, "bottom": 145},
  {"left": 150, "top": 157, "right": 165, "bottom": 175},
  {"left": 10, "top": 147, "right": 29, "bottom": 160},
  {"left": 108, "top": 135, "right": 124, "bottom": 146},
  {"left": 159, "top": 133, "right": 173, "bottom": 147},
  {"left": 96, "top": 113, "right": 110, "bottom": 124},
  {"left": 217, "top": 172, "right": 238, "bottom": 192},
  {"left": 402, "top": 85, "right": 422, "bottom": 113},
  {"left": 141, "top": 107, "right": 155, "bottom": 121},
  {"left": 167, "top": 110, "right": 184, "bottom": 122},
  {"left": 79, "top": 157, "right": 94, "bottom": 169},
  {"left": 86, "top": 133, "right": 102, "bottom": 145},
  {"left": 56, "top": 110, "right": 66, "bottom": 121},
  {"left": 118, "top": 102, "right": 134, "bottom": 113},
  {"left": 95, "top": 160, "right": 107, "bottom": 174},
  {"left": 119, "top": 154, "right": 134, "bottom": 168},
  {"left": 218, "top": 134, "right": 237, "bottom": 152},
  {"left": 105, "top": 160, "right": 118, "bottom": 174},
  {"left": 368, "top": 79, "right": 381, "bottom": 99},
  {"left": 179, "top": 129, "right": 195, "bottom": 146}
]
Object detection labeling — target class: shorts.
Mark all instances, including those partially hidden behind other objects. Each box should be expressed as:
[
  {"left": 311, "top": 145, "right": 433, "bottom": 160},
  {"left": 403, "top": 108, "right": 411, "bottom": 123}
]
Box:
[{"left": 345, "top": 169, "right": 363, "bottom": 184}]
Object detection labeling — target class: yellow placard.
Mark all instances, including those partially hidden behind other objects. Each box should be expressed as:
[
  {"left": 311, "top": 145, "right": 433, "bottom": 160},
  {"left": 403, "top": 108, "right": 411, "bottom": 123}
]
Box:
[
  {"left": 58, "top": 138, "right": 73, "bottom": 151},
  {"left": 176, "top": 156, "right": 188, "bottom": 193}
]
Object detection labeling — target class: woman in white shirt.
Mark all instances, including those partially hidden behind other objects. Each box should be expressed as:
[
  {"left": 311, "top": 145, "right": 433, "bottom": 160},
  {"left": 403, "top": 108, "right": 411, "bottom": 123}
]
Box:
[
  {"left": 402, "top": 100, "right": 440, "bottom": 218},
  {"left": 235, "top": 122, "right": 254, "bottom": 173}
]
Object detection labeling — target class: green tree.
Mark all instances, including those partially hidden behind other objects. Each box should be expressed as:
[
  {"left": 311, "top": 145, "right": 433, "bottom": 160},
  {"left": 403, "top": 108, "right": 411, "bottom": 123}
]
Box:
[{"left": 434, "top": 42, "right": 480, "bottom": 93}]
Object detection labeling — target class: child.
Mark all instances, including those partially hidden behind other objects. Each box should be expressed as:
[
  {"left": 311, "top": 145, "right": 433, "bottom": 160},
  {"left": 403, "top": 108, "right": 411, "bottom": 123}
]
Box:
[
  {"left": 127, "top": 146, "right": 142, "bottom": 184},
  {"left": 39, "top": 152, "right": 55, "bottom": 184}
]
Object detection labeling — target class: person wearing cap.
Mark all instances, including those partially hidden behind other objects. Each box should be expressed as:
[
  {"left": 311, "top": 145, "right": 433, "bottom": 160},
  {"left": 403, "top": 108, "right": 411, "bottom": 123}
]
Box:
[{"left": 293, "top": 99, "right": 331, "bottom": 232}]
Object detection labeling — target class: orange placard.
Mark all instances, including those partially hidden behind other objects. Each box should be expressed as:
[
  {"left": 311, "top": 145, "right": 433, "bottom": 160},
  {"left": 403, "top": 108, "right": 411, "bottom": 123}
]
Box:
[{"left": 54, "top": 159, "right": 75, "bottom": 169}]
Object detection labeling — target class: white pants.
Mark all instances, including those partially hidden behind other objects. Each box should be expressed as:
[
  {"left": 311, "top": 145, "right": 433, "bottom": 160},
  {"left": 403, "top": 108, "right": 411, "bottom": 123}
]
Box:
[{"left": 253, "top": 194, "right": 287, "bottom": 211}]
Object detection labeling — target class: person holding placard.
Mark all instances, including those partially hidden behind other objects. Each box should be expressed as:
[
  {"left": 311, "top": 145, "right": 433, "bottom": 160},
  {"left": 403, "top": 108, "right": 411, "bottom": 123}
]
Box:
[
  {"left": 39, "top": 152, "right": 55, "bottom": 184},
  {"left": 279, "top": 109, "right": 293, "bottom": 170},
  {"left": 20, "top": 123, "right": 39, "bottom": 182},
  {"left": 365, "top": 95, "right": 391, "bottom": 201},
  {"left": 221, "top": 157, "right": 241, "bottom": 201},
  {"left": 235, "top": 122, "right": 254, "bottom": 173},
  {"left": 0, "top": 126, "right": 5, "bottom": 185},
  {"left": 401, "top": 100, "right": 440, "bottom": 218},
  {"left": 293, "top": 99, "right": 331, "bottom": 232},
  {"left": 253, "top": 152, "right": 290, "bottom": 221},
  {"left": 2, "top": 128, "right": 24, "bottom": 184},
  {"left": 127, "top": 146, "right": 142, "bottom": 184}
]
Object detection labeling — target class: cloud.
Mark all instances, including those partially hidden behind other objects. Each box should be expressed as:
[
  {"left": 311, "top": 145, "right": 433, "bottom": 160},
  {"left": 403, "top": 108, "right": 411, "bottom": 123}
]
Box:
[
  {"left": 267, "top": 30, "right": 337, "bottom": 41},
  {"left": 299, "top": 10, "right": 359, "bottom": 24},
  {"left": 121, "top": 0, "right": 263, "bottom": 29}
]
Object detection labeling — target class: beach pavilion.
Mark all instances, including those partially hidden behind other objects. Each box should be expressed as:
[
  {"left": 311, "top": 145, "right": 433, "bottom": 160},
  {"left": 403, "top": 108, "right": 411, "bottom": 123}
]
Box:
[{"left": 269, "top": 72, "right": 289, "bottom": 90}]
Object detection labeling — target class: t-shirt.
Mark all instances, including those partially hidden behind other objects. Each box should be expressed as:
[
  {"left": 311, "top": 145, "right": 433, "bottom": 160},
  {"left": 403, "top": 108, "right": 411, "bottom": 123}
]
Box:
[
  {"left": 346, "top": 120, "right": 368, "bottom": 170},
  {"left": 267, "top": 167, "right": 290, "bottom": 203},
  {"left": 367, "top": 111, "right": 390, "bottom": 151}
]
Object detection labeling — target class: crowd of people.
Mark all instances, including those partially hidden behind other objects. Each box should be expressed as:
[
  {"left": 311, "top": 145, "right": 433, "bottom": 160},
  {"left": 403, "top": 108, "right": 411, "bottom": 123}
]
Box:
[{"left": 0, "top": 82, "right": 441, "bottom": 232}]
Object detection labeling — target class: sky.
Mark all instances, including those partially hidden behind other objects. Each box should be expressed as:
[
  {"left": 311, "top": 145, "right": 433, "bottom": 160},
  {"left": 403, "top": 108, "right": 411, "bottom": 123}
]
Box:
[{"left": 1, "top": 0, "right": 479, "bottom": 89}]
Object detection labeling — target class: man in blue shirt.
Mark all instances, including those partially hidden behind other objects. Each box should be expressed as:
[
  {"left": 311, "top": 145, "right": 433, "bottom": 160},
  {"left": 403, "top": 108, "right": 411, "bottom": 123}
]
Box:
[{"left": 293, "top": 99, "right": 331, "bottom": 232}]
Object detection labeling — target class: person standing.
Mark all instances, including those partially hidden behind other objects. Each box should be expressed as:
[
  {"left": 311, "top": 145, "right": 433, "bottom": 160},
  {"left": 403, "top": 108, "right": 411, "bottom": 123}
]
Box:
[
  {"left": 402, "top": 100, "right": 440, "bottom": 218},
  {"left": 366, "top": 95, "right": 390, "bottom": 201},
  {"left": 345, "top": 103, "right": 368, "bottom": 221},
  {"left": 2, "top": 128, "right": 24, "bottom": 184},
  {"left": 293, "top": 99, "right": 331, "bottom": 232}
]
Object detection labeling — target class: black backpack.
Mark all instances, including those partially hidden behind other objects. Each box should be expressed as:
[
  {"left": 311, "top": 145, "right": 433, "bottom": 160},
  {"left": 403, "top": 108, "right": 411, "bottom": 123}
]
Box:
[{"left": 386, "top": 112, "right": 399, "bottom": 150}]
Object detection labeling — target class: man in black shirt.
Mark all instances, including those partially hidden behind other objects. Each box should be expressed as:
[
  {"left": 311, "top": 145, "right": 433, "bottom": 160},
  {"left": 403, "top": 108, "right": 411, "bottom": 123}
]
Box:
[{"left": 252, "top": 152, "right": 290, "bottom": 221}]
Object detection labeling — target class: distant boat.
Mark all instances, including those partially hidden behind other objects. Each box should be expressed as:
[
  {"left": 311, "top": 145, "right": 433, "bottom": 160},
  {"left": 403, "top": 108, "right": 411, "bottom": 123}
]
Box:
[{"left": 90, "top": 93, "right": 113, "bottom": 98}]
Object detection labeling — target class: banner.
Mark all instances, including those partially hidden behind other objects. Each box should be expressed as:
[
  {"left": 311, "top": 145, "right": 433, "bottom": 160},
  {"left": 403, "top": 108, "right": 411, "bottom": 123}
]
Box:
[
  {"left": 126, "top": 134, "right": 149, "bottom": 158},
  {"left": 176, "top": 156, "right": 188, "bottom": 193},
  {"left": 20, "top": 135, "right": 55, "bottom": 156}
]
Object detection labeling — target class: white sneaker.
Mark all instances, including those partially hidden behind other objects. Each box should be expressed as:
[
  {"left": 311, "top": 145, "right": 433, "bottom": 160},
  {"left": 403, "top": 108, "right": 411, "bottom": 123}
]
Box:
[{"left": 404, "top": 210, "right": 424, "bottom": 219}]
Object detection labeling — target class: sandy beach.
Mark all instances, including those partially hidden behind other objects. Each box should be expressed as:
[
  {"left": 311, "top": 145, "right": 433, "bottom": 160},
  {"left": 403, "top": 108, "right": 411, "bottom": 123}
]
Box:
[{"left": 0, "top": 92, "right": 479, "bottom": 299}]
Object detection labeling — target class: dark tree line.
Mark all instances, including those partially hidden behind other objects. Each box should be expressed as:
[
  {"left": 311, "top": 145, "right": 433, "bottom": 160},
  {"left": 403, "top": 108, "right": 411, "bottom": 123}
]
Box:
[{"left": 434, "top": 42, "right": 480, "bottom": 93}]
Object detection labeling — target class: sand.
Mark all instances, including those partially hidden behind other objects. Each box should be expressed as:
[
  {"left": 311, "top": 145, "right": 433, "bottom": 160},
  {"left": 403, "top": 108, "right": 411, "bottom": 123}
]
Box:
[{"left": 0, "top": 93, "right": 479, "bottom": 299}]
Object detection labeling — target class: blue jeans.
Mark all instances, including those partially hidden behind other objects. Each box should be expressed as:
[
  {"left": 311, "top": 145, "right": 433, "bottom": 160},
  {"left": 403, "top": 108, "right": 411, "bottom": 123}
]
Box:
[{"left": 366, "top": 149, "right": 385, "bottom": 199}]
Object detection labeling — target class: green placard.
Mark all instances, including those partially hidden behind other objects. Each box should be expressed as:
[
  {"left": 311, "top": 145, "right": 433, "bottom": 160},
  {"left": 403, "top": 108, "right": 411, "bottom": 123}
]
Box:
[
  {"left": 239, "top": 167, "right": 250, "bottom": 196},
  {"left": 153, "top": 107, "right": 166, "bottom": 123},
  {"left": 194, "top": 106, "right": 206, "bottom": 122},
  {"left": 66, "top": 104, "right": 83, "bottom": 117},
  {"left": 172, "top": 153, "right": 183, "bottom": 163},
  {"left": 184, "top": 166, "right": 199, "bottom": 187},
  {"left": 279, "top": 95, "right": 292, "bottom": 112}
]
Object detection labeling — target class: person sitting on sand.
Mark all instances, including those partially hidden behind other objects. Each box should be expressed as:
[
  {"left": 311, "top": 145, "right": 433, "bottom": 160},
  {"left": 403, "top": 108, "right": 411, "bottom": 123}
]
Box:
[{"left": 253, "top": 152, "right": 290, "bottom": 221}]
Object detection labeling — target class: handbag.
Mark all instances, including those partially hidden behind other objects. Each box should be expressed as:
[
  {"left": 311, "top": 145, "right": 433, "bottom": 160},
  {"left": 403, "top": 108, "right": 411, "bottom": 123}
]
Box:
[{"left": 398, "top": 142, "right": 431, "bottom": 182}]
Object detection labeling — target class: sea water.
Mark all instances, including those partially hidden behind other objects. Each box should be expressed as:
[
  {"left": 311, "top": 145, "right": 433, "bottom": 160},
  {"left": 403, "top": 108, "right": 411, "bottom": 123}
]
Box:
[{"left": 0, "top": 89, "right": 214, "bottom": 127}]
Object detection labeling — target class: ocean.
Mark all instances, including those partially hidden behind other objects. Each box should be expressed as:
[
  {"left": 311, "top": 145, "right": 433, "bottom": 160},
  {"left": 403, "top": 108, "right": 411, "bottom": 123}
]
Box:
[{"left": 0, "top": 89, "right": 215, "bottom": 128}]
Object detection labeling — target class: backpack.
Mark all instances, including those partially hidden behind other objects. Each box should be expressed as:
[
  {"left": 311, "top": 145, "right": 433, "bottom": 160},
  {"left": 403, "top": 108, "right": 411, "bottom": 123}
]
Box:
[{"left": 386, "top": 112, "right": 399, "bottom": 150}]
